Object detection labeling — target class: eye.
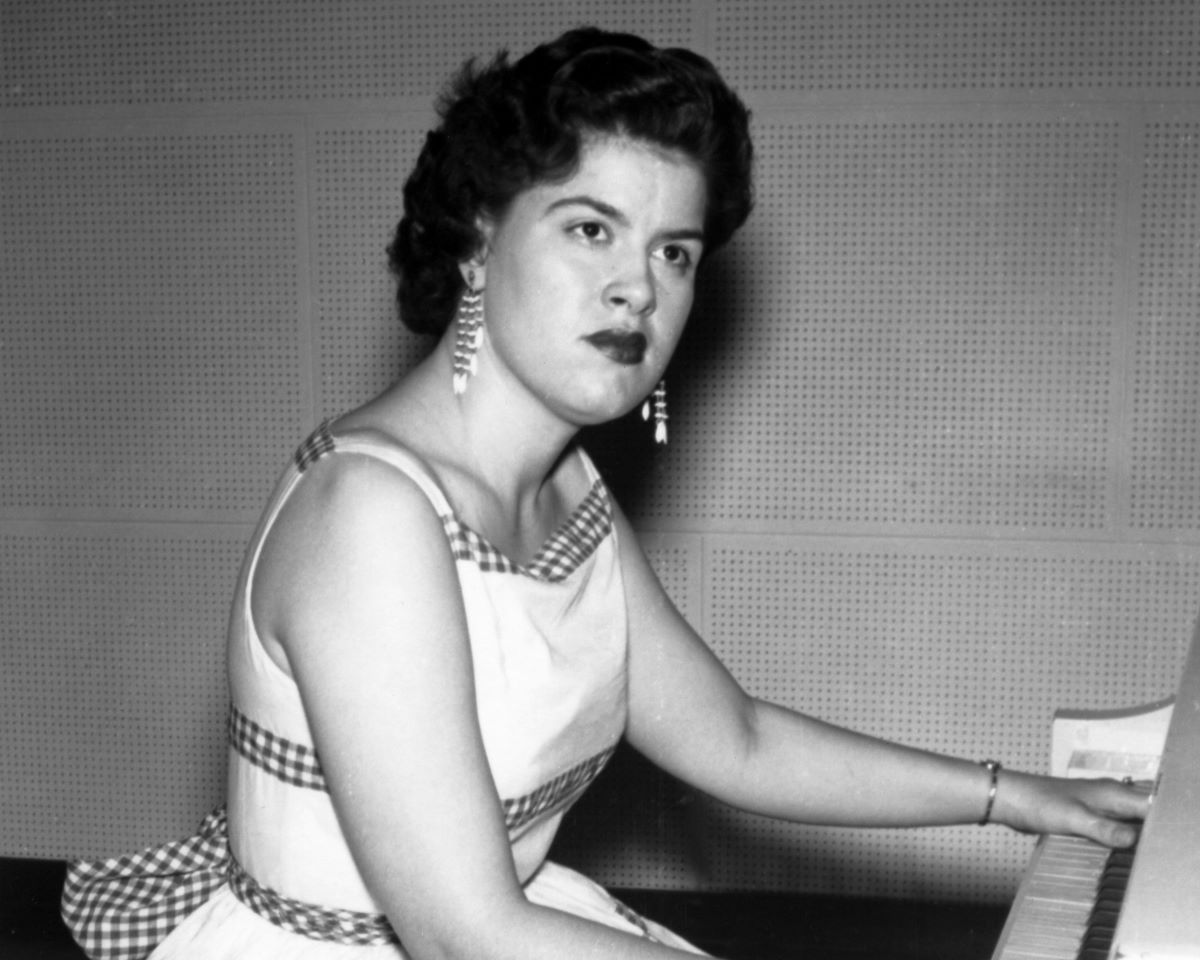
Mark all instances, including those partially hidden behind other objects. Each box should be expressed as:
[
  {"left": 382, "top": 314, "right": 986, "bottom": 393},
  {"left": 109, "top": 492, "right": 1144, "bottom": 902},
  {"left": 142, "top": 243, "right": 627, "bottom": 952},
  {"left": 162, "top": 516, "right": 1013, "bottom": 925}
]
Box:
[
  {"left": 570, "top": 221, "right": 609, "bottom": 243},
  {"left": 655, "top": 243, "right": 697, "bottom": 272}
]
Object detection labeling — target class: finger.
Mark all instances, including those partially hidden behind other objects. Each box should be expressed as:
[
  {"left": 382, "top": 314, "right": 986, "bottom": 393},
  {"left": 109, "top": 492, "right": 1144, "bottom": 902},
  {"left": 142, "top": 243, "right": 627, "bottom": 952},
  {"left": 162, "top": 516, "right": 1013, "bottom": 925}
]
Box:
[
  {"left": 1113, "top": 781, "right": 1154, "bottom": 818},
  {"left": 1094, "top": 817, "right": 1140, "bottom": 849},
  {"left": 1117, "top": 777, "right": 1155, "bottom": 795},
  {"left": 1074, "top": 782, "right": 1150, "bottom": 848},
  {"left": 1087, "top": 778, "right": 1153, "bottom": 820}
]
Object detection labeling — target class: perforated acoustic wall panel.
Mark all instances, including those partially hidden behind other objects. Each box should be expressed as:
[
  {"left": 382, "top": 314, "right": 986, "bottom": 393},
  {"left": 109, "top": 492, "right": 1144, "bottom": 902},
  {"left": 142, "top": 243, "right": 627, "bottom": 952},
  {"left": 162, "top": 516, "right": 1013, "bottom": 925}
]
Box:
[
  {"left": 566, "top": 539, "right": 1200, "bottom": 898},
  {"left": 0, "top": 526, "right": 242, "bottom": 857},
  {"left": 1132, "top": 114, "right": 1200, "bottom": 533},
  {"left": 3, "top": 0, "right": 1200, "bottom": 910},
  {"left": 0, "top": 126, "right": 305, "bottom": 519},
  {"left": 655, "top": 111, "right": 1124, "bottom": 532},
  {"left": 693, "top": 540, "right": 1199, "bottom": 898},
  {"left": 713, "top": 0, "right": 1200, "bottom": 95},
  {"left": 1, "top": 0, "right": 696, "bottom": 109},
  {"left": 313, "top": 122, "right": 430, "bottom": 415}
]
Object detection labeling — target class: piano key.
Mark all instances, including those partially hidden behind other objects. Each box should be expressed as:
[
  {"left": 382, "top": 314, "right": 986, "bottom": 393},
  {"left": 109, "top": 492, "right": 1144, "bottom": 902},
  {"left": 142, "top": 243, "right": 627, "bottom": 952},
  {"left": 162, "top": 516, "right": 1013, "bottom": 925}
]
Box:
[{"left": 994, "top": 612, "right": 1200, "bottom": 960}]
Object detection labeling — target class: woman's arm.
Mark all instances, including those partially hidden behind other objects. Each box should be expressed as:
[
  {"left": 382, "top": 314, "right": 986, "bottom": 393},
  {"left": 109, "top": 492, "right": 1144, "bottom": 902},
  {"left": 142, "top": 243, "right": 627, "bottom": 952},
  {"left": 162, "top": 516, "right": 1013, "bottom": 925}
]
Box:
[
  {"left": 252, "top": 455, "right": 713, "bottom": 960},
  {"left": 614, "top": 506, "right": 1149, "bottom": 847}
]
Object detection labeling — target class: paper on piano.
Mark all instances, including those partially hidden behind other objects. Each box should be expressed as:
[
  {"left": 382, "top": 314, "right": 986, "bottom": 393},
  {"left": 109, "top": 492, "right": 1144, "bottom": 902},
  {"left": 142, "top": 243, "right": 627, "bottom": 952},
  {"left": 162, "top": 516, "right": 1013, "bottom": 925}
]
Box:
[{"left": 1050, "top": 696, "right": 1173, "bottom": 780}]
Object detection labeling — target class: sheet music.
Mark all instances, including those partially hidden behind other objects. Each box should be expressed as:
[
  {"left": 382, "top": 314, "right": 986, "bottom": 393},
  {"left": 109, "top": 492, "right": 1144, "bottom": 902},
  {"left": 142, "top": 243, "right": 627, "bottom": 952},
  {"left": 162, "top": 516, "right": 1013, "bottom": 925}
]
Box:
[{"left": 1050, "top": 697, "right": 1174, "bottom": 780}]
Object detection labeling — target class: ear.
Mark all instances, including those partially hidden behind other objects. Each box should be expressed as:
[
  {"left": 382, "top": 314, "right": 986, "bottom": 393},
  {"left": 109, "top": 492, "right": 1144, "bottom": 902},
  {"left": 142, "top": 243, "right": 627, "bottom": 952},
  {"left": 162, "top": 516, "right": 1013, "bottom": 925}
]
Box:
[
  {"left": 458, "top": 260, "right": 485, "bottom": 292},
  {"left": 459, "top": 214, "right": 495, "bottom": 290}
]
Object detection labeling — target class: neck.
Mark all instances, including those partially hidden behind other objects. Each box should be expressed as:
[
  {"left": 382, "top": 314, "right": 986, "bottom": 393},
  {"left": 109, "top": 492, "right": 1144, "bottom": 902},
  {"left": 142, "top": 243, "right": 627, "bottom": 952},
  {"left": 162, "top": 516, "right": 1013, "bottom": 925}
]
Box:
[{"left": 415, "top": 338, "right": 580, "bottom": 515}]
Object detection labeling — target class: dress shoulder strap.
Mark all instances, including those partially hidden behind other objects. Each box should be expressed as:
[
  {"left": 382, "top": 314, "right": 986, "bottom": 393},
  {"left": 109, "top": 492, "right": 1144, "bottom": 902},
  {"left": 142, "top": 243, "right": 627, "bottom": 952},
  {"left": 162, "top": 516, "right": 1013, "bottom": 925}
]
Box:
[
  {"left": 293, "top": 420, "right": 455, "bottom": 518},
  {"left": 232, "top": 421, "right": 459, "bottom": 670}
]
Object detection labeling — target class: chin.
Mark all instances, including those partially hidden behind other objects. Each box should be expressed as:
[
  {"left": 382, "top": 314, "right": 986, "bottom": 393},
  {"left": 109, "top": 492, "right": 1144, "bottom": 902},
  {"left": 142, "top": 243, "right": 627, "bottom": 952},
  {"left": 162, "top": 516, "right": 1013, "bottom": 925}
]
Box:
[
  {"left": 564, "top": 379, "right": 635, "bottom": 413},
  {"left": 566, "top": 395, "right": 641, "bottom": 430}
]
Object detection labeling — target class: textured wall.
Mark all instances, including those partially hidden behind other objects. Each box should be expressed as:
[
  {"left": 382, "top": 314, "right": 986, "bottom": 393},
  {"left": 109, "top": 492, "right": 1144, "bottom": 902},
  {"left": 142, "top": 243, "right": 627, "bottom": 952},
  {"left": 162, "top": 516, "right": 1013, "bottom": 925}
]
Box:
[{"left": 2, "top": 1, "right": 1199, "bottom": 904}]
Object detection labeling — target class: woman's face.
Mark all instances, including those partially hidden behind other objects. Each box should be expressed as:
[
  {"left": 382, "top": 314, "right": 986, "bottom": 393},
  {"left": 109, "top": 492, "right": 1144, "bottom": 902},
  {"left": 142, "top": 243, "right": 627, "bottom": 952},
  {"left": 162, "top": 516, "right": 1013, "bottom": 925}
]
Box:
[{"left": 473, "top": 134, "right": 707, "bottom": 429}]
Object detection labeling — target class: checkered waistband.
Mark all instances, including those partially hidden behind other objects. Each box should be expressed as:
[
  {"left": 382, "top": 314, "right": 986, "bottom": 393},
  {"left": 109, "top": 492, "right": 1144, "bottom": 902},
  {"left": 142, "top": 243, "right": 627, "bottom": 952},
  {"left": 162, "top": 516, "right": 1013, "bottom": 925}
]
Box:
[
  {"left": 503, "top": 747, "right": 615, "bottom": 832},
  {"left": 64, "top": 717, "right": 619, "bottom": 960},
  {"left": 229, "top": 703, "right": 615, "bottom": 832},
  {"left": 226, "top": 846, "right": 397, "bottom": 946}
]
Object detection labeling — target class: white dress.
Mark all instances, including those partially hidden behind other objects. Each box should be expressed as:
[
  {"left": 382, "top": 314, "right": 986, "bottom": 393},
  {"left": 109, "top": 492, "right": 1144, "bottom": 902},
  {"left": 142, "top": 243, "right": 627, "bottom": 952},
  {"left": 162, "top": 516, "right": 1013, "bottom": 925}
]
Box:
[{"left": 62, "top": 422, "right": 705, "bottom": 959}]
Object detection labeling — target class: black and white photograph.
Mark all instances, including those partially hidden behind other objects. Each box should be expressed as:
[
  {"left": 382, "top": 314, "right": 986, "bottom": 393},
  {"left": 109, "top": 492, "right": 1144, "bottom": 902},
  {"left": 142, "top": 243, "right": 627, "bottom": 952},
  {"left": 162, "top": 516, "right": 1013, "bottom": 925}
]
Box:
[{"left": 2, "top": 3, "right": 1198, "bottom": 958}]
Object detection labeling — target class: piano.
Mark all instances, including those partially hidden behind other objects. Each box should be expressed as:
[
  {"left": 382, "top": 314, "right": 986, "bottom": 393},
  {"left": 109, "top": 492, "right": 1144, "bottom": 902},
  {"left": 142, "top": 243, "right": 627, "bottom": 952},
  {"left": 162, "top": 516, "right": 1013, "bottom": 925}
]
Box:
[{"left": 992, "top": 614, "right": 1200, "bottom": 960}]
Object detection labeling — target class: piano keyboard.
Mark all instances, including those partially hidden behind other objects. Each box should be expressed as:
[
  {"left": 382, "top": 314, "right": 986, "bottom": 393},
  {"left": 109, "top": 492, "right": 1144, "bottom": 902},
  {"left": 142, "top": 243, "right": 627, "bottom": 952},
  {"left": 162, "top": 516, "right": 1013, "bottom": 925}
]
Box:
[
  {"left": 992, "top": 834, "right": 1136, "bottom": 960},
  {"left": 993, "top": 609, "right": 1200, "bottom": 960},
  {"left": 992, "top": 834, "right": 1112, "bottom": 960}
]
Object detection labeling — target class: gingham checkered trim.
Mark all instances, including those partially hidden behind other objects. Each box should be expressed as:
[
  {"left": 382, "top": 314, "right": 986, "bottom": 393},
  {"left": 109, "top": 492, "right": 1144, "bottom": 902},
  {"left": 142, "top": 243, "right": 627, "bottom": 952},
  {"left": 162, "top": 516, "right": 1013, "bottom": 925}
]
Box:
[
  {"left": 444, "top": 480, "right": 612, "bottom": 583},
  {"left": 294, "top": 420, "right": 336, "bottom": 472},
  {"left": 60, "top": 805, "right": 400, "bottom": 956},
  {"left": 227, "top": 852, "right": 398, "bottom": 946},
  {"left": 230, "top": 703, "right": 615, "bottom": 836},
  {"left": 291, "top": 423, "right": 614, "bottom": 583},
  {"left": 61, "top": 741, "right": 617, "bottom": 960},
  {"left": 228, "top": 703, "right": 327, "bottom": 791},
  {"left": 614, "top": 898, "right": 660, "bottom": 943},
  {"left": 61, "top": 807, "right": 230, "bottom": 960},
  {"left": 502, "top": 746, "right": 616, "bottom": 833}
]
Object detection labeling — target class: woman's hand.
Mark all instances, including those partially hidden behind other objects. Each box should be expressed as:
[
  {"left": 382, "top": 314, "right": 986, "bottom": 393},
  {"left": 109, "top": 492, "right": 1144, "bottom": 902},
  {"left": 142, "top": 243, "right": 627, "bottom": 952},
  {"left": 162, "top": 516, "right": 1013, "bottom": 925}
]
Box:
[{"left": 991, "top": 770, "right": 1152, "bottom": 848}]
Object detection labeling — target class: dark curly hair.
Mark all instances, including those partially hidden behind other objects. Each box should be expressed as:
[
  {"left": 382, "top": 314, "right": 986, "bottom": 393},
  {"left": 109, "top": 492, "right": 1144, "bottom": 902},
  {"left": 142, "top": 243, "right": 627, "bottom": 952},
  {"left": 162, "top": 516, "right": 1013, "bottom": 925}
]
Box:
[{"left": 388, "top": 27, "right": 754, "bottom": 335}]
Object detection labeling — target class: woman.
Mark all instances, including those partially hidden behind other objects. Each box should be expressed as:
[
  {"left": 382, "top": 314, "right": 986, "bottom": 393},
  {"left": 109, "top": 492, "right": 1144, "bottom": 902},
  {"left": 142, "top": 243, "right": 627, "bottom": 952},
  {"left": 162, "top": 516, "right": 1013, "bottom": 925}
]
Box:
[{"left": 64, "top": 27, "right": 1148, "bottom": 960}]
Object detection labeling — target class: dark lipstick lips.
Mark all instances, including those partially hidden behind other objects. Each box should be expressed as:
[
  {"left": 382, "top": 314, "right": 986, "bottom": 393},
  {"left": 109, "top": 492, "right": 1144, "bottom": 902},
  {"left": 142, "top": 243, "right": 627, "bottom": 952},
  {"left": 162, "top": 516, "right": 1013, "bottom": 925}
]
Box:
[{"left": 585, "top": 330, "right": 647, "bottom": 365}]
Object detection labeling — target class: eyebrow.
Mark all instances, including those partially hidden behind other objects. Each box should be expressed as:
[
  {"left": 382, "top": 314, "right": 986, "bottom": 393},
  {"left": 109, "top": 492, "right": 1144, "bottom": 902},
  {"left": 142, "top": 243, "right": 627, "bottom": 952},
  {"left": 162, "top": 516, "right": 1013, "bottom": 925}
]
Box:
[{"left": 545, "top": 194, "right": 706, "bottom": 244}]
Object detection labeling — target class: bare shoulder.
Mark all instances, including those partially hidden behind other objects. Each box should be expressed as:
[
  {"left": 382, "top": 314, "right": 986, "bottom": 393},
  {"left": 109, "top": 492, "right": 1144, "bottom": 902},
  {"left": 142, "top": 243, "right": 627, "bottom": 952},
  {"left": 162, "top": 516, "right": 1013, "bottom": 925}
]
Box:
[{"left": 251, "top": 445, "right": 458, "bottom": 675}]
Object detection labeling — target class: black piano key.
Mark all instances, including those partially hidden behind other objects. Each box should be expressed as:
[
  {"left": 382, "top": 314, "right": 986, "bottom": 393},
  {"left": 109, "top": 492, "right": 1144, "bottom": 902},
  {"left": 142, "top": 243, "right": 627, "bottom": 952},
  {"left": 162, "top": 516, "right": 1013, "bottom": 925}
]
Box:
[{"left": 1076, "top": 839, "right": 1139, "bottom": 960}]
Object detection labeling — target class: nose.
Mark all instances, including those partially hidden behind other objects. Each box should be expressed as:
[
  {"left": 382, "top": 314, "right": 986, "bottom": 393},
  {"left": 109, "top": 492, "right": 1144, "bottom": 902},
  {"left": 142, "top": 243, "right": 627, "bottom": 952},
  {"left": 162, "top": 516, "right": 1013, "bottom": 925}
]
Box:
[{"left": 604, "top": 257, "right": 656, "bottom": 316}]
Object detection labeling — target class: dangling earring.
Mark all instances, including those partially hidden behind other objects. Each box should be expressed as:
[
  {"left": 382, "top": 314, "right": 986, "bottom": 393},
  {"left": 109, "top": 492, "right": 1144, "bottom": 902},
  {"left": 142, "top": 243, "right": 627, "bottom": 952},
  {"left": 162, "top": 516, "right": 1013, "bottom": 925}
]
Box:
[
  {"left": 451, "top": 269, "right": 484, "bottom": 396},
  {"left": 641, "top": 380, "right": 668, "bottom": 445}
]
